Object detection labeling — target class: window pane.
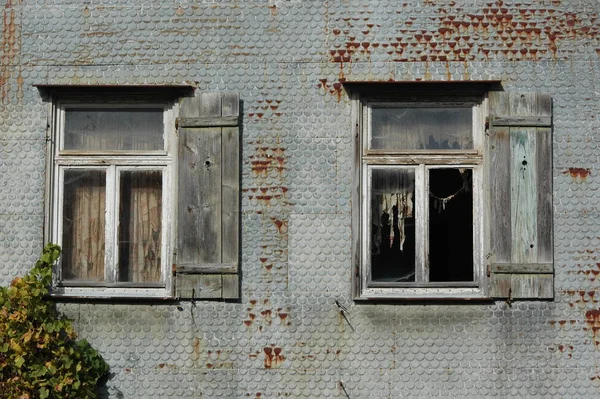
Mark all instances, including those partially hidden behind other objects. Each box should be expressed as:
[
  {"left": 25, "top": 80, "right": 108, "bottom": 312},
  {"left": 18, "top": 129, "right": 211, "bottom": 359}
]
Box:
[
  {"left": 64, "top": 108, "right": 164, "bottom": 151},
  {"left": 371, "top": 107, "right": 472, "bottom": 150},
  {"left": 118, "top": 170, "right": 162, "bottom": 283},
  {"left": 370, "top": 168, "right": 416, "bottom": 282},
  {"left": 429, "top": 168, "right": 474, "bottom": 282},
  {"left": 62, "top": 170, "right": 106, "bottom": 282}
]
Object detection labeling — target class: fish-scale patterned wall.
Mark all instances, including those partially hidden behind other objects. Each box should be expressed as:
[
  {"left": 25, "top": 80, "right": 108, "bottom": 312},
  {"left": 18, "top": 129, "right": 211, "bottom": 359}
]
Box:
[{"left": 2, "top": 0, "right": 600, "bottom": 397}]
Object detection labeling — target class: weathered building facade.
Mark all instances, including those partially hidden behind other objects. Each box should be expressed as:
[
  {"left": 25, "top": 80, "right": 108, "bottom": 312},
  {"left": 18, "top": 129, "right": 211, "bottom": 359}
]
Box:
[{"left": 1, "top": 0, "right": 599, "bottom": 397}]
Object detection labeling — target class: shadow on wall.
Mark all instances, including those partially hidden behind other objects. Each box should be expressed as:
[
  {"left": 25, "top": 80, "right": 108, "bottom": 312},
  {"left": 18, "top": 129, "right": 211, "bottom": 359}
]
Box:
[{"left": 97, "top": 373, "right": 123, "bottom": 399}]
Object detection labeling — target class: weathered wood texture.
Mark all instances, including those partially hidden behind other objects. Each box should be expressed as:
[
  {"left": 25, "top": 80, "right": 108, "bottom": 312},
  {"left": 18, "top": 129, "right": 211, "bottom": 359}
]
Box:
[
  {"left": 176, "top": 274, "right": 223, "bottom": 299},
  {"left": 176, "top": 92, "right": 240, "bottom": 299},
  {"left": 488, "top": 92, "right": 553, "bottom": 299},
  {"left": 178, "top": 115, "right": 240, "bottom": 128}
]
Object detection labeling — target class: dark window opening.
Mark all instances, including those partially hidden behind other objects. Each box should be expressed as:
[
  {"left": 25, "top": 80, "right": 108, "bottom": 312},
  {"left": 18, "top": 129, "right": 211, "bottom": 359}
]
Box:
[{"left": 428, "top": 168, "right": 474, "bottom": 282}]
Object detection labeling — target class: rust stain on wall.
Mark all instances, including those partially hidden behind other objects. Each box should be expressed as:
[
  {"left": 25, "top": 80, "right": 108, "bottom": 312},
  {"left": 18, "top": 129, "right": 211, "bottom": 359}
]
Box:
[
  {"left": 263, "top": 345, "right": 285, "bottom": 369},
  {"left": 191, "top": 337, "right": 202, "bottom": 362},
  {"left": 243, "top": 297, "right": 291, "bottom": 331},
  {"left": 567, "top": 262, "right": 600, "bottom": 282},
  {"left": 248, "top": 95, "right": 283, "bottom": 122},
  {"left": 244, "top": 135, "right": 291, "bottom": 285},
  {"left": 204, "top": 349, "right": 234, "bottom": 369},
  {"left": 327, "top": 0, "right": 600, "bottom": 68},
  {"left": 1, "top": 2, "right": 20, "bottom": 105},
  {"left": 317, "top": 78, "right": 346, "bottom": 102},
  {"left": 584, "top": 309, "right": 600, "bottom": 347},
  {"left": 548, "top": 343, "right": 575, "bottom": 359},
  {"left": 564, "top": 167, "right": 591, "bottom": 181}
]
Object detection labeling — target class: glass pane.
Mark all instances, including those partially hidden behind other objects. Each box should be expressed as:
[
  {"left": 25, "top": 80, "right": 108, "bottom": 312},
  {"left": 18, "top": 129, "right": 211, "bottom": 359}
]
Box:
[
  {"left": 62, "top": 170, "right": 106, "bottom": 282},
  {"left": 118, "top": 170, "right": 162, "bottom": 283},
  {"left": 371, "top": 107, "right": 473, "bottom": 150},
  {"left": 429, "top": 168, "right": 474, "bottom": 282},
  {"left": 370, "top": 168, "right": 416, "bottom": 282},
  {"left": 64, "top": 108, "right": 164, "bottom": 151}
]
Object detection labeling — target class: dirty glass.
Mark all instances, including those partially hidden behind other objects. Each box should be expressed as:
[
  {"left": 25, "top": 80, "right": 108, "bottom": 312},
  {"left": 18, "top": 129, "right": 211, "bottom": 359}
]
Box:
[
  {"left": 428, "top": 168, "right": 474, "bottom": 282},
  {"left": 62, "top": 169, "right": 106, "bottom": 282},
  {"left": 370, "top": 168, "right": 416, "bottom": 282},
  {"left": 371, "top": 107, "right": 472, "bottom": 150},
  {"left": 118, "top": 170, "right": 162, "bottom": 283},
  {"left": 64, "top": 108, "right": 164, "bottom": 151}
]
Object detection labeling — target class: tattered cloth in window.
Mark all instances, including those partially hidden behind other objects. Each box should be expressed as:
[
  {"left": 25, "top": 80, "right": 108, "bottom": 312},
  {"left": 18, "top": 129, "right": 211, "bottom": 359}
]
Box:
[
  {"left": 430, "top": 168, "right": 472, "bottom": 213},
  {"left": 371, "top": 171, "right": 414, "bottom": 256}
]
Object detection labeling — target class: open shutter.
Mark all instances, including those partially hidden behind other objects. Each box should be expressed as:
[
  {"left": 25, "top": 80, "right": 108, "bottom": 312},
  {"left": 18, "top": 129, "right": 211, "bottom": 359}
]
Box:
[
  {"left": 175, "top": 93, "right": 240, "bottom": 299},
  {"left": 487, "top": 92, "right": 553, "bottom": 299}
]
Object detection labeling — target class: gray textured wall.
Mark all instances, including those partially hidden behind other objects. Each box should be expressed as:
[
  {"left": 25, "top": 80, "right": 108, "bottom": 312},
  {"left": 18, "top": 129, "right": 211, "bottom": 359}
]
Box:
[{"left": 1, "top": 0, "right": 599, "bottom": 397}]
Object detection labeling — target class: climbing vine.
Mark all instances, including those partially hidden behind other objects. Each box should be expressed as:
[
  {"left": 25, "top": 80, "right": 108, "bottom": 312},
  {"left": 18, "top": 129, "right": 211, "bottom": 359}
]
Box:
[{"left": 0, "top": 244, "right": 109, "bottom": 399}]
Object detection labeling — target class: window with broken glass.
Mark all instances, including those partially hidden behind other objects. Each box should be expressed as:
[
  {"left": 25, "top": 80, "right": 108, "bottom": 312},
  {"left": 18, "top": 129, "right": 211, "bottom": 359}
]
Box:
[
  {"left": 357, "top": 97, "right": 488, "bottom": 299},
  {"left": 47, "top": 98, "right": 175, "bottom": 298}
]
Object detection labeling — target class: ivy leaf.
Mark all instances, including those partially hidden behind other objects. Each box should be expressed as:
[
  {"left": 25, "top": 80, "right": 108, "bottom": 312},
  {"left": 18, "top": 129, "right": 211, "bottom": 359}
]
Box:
[
  {"left": 14, "top": 355, "right": 25, "bottom": 368},
  {"left": 39, "top": 387, "right": 49, "bottom": 399}
]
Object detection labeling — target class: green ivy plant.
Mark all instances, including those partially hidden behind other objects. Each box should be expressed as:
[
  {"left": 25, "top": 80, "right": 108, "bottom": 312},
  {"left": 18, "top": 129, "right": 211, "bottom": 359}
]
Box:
[{"left": 0, "top": 244, "right": 109, "bottom": 399}]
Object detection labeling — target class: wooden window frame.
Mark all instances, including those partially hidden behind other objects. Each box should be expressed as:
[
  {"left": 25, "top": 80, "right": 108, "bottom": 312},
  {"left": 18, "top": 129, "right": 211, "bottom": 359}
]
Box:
[
  {"left": 47, "top": 98, "right": 177, "bottom": 299},
  {"left": 354, "top": 95, "right": 489, "bottom": 300}
]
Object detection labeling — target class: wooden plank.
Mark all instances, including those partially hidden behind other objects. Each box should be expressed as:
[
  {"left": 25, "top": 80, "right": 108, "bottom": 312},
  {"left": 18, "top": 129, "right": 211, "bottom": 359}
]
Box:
[
  {"left": 199, "top": 93, "right": 222, "bottom": 117},
  {"left": 176, "top": 263, "right": 238, "bottom": 274},
  {"left": 487, "top": 92, "right": 553, "bottom": 300},
  {"left": 512, "top": 92, "right": 551, "bottom": 118},
  {"left": 362, "top": 153, "right": 482, "bottom": 165},
  {"left": 222, "top": 275, "right": 240, "bottom": 299},
  {"left": 351, "top": 94, "right": 362, "bottom": 298},
  {"left": 536, "top": 127, "right": 553, "bottom": 263},
  {"left": 488, "top": 274, "right": 511, "bottom": 298},
  {"left": 510, "top": 127, "right": 537, "bottom": 264},
  {"left": 177, "top": 128, "right": 222, "bottom": 264},
  {"left": 490, "top": 116, "right": 551, "bottom": 127},
  {"left": 176, "top": 274, "right": 222, "bottom": 299},
  {"left": 221, "top": 126, "right": 240, "bottom": 267},
  {"left": 417, "top": 164, "right": 427, "bottom": 283},
  {"left": 176, "top": 92, "right": 241, "bottom": 299},
  {"left": 221, "top": 93, "right": 240, "bottom": 117},
  {"left": 509, "top": 274, "right": 553, "bottom": 299},
  {"left": 178, "top": 116, "right": 239, "bottom": 128},
  {"left": 491, "top": 263, "right": 553, "bottom": 274},
  {"left": 489, "top": 125, "right": 511, "bottom": 263},
  {"left": 179, "top": 94, "right": 202, "bottom": 118},
  {"left": 488, "top": 273, "right": 553, "bottom": 299}
]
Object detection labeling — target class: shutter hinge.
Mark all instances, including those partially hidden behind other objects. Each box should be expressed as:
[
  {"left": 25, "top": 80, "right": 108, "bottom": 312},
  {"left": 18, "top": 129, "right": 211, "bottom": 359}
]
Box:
[
  {"left": 487, "top": 264, "right": 491, "bottom": 278},
  {"left": 484, "top": 117, "right": 489, "bottom": 136}
]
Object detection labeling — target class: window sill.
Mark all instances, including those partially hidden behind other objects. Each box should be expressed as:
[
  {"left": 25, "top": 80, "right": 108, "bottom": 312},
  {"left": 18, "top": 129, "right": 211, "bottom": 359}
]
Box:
[
  {"left": 356, "top": 286, "right": 489, "bottom": 301},
  {"left": 51, "top": 286, "right": 173, "bottom": 300}
]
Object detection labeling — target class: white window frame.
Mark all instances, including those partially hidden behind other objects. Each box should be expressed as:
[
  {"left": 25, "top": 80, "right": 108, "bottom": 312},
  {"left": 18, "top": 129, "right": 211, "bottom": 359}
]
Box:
[
  {"left": 355, "top": 95, "right": 489, "bottom": 299},
  {"left": 47, "top": 98, "right": 177, "bottom": 298}
]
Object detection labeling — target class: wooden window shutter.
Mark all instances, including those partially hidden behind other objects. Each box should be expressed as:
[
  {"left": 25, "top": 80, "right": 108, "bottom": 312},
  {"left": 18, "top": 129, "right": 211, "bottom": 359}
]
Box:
[
  {"left": 487, "top": 92, "right": 553, "bottom": 299},
  {"left": 175, "top": 93, "right": 240, "bottom": 299}
]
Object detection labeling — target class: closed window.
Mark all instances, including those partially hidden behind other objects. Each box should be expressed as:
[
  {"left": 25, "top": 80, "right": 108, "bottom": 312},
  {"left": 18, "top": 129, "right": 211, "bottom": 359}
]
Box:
[
  {"left": 45, "top": 90, "right": 242, "bottom": 300},
  {"left": 48, "top": 99, "right": 175, "bottom": 298}
]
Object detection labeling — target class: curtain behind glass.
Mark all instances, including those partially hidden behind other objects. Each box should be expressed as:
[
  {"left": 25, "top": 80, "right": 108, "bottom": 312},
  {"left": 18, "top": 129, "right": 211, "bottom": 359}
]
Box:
[
  {"left": 64, "top": 108, "right": 164, "bottom": 151},
  {"left": 62, "top": 170, "right": 106, "bottom": 281},
  {"left": 118, "top": 170, "right": 162, "bottom": 283},
  {"left": 371, "top": 107, "right": 472, "bottom": 150}
]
